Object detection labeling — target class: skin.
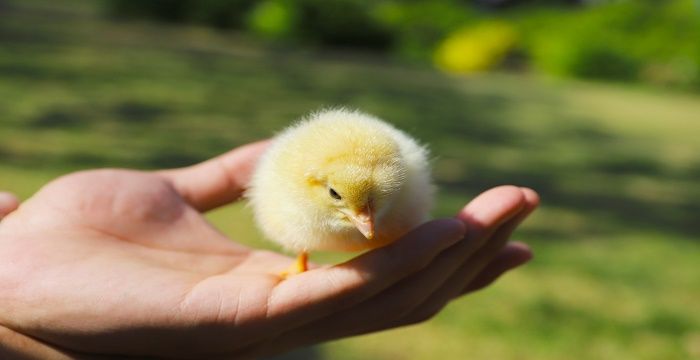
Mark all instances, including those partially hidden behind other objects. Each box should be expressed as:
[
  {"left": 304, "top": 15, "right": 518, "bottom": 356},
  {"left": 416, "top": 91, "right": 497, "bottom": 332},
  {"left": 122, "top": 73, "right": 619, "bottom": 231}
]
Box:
[{"left": 0, "top": 140, "right": 539, "bottom": 359}]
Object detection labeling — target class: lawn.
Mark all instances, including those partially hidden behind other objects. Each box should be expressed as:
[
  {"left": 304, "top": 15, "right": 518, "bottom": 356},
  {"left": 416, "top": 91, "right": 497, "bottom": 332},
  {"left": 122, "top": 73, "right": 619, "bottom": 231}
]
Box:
[{"left": 0, "top": 1, "right": 698, "bottom": 359}]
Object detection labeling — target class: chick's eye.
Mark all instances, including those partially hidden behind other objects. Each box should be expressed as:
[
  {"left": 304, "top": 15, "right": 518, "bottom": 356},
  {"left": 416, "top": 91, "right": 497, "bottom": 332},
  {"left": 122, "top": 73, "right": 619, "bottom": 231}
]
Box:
[{"left": 329, "top": 188, "right": 342, "bottom": 200}]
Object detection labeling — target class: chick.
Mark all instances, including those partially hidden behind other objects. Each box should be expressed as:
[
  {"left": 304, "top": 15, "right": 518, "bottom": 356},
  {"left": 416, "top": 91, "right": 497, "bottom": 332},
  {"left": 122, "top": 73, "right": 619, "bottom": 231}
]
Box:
[{"left": 247, "top": 109, "right": 433, "bottom": 276}]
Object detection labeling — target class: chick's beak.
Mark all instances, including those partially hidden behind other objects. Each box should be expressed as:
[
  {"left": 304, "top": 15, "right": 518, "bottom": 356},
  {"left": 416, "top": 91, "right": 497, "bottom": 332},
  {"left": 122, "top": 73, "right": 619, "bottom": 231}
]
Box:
[{"left": 347, "top": 204, "right": 374, "bottom": 240}]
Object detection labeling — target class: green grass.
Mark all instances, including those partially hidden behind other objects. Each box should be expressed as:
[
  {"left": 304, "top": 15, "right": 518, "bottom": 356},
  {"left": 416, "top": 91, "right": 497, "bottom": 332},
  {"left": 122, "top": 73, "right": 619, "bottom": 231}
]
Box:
[{"left": 1, "top": 1, "right": 699, "bottom": 359}]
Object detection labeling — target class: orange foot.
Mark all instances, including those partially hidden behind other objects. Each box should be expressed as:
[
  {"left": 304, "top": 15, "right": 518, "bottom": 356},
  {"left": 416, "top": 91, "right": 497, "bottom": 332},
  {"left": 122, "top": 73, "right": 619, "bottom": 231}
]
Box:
[{"left": 279, "top": 251, "right": 308, "bottom": 279}]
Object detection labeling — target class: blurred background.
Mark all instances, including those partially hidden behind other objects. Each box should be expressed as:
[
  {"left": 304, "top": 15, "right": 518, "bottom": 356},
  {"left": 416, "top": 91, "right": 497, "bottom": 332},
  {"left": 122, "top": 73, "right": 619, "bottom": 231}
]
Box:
[{"left": 0, "top": 0, "right": 699, "bottom": 359}]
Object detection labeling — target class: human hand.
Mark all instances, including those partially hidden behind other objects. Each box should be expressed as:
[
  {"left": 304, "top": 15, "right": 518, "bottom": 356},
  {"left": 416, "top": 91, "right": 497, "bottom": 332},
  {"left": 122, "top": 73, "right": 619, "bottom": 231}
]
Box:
[
  {"left": 0, "top": 140, "right": 538, "bottom": 359},
  {"left": 0, "top": 192, "right": 19, "bottom": 219}
]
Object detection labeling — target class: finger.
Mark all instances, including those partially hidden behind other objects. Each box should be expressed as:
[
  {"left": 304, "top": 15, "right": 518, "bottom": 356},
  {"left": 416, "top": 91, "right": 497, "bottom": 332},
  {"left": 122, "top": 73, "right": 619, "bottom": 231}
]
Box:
[
  {"left": 252, "top": 186, "right": 528, "bottom": 353},
  {"left": 0, "top": 324, "right": 75, "bottom": 360},
  {"left": 266, "top": 218, "right": 467, "bottom": 328},
  {"left": 0, "top": 192, "right": 19, "bottom": 219},
  {"left": 185, "top": 218, "right": 465, "bottom": 359},
  {"left": 455, "top": 185, "right": 532, "bottom": 238},
  {"left": 393, "top": 188, "right": 539, "bottom": 327},
  {"left": 324, "top": 187, "right": 534, "bottom": 338},
  {"left": 323, "top": 186, "right": 527, "bottom": 325},
  {"left": 157, "top": 140, "right": 271, "bottom": 211},
  {"left": 461, "top": 241, "right": 532, "bottom": 294}
]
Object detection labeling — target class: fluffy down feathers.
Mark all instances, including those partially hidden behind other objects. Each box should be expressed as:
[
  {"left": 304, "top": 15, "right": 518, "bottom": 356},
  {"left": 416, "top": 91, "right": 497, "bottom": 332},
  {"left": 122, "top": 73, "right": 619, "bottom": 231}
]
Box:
[{"left": 247, "top": 109, "right": 433, "bottom": 252}]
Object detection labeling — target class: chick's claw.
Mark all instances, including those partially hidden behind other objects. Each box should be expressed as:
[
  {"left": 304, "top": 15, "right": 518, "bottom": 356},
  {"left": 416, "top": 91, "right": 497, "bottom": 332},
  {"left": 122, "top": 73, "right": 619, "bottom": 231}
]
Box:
[{"left": 279, "top": 251, "right": 309, "bottom": 279}]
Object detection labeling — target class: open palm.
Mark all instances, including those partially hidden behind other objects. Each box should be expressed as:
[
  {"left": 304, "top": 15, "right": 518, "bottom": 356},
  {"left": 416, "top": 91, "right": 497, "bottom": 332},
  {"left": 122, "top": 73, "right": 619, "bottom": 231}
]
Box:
[{"left": 0, "top": 141, "right": 538, "bottom": 359}]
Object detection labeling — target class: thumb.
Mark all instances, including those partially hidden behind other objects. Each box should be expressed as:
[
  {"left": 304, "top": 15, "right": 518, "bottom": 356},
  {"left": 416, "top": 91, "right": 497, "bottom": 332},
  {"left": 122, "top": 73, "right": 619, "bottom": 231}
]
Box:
[
  {"left": 0, "top": 192, "right": 19, "bottom": 219},
  {"left": 157, "top": 140, "right": 271, "bottom": 211}
]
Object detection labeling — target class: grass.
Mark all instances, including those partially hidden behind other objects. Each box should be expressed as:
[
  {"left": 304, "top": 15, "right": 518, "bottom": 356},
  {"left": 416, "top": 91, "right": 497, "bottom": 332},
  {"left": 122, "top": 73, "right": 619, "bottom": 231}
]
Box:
[{"left": 1, "top": 1, "right": 699, "bottom": 359}]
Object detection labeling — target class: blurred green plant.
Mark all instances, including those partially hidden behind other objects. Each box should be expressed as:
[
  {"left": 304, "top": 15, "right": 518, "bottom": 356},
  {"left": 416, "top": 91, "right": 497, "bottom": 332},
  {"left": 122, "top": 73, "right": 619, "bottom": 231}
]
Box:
[
  {"left": 433, "top": 20, "right": 518, "bottom": 73},
  {"left": 374, "top": 0, "right": 476, "bottom": 62},
  {"left": 106, "top": 0, "right": 394, "bottom": 50},
  {"left": 106, "top": 0, "right": 257, "bottom": 28},
  {"left": 105, "top": 0, "right": 192, "bottom": 22},
  {"left": 103, "top": 0, "right": 700, "bottom": 91},
  {"left": 190, "top": 0, "right": 257, "bottom": 28},
  {"left": 246, "top": 0, "right": 296, "bottom": 40},
  {"left": 291, "top": 0, "right": 394, "bottom": 50},
  {"left": 523, "top": 0, "right": 700, "bottom": 87}
]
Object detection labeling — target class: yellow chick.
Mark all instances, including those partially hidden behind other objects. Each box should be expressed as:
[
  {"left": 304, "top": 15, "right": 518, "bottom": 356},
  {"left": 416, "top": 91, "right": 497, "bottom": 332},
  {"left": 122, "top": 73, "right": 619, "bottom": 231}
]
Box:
[{"left": 247, "top": 109, "right": 434, "bottom": 276}]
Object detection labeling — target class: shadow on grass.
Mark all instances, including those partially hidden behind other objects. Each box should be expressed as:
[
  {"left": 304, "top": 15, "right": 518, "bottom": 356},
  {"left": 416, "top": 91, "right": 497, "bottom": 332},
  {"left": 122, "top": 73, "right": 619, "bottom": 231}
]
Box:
[
  {"left": 30, "top": 107, "right": 87, "bottom": 128},
  {"left": 112, "top": 101, "right": 168, "bottom": 123},
  {"left": 264, "top": 346, "right": 321, "bottom": 360},
  {"left": 441, "top": 160, "right": 699, "bottom": 238}
]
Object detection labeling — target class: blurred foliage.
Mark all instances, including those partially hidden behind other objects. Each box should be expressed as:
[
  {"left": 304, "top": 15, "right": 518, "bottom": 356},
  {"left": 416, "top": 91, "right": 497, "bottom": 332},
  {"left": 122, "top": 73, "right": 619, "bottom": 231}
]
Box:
[
  {"left": 522, "top": 0, "right": 700, "bottom": 88},
  {"left": 102, "top": 0, "right": 700, "bottom": 91},
  {"left": 292, "top": 0, "right": 394, "bottom": 50},
  {"left": 474, "top": 0, "right": 584, "bottom": 7},
  {"left": 246, "top": 0, "right": 296, "bottom": 40},
  {"left": 106, "top": 0, "right": 394, "bottom": 50},
  {"left": 106, "top": 0, "right": 257, "bottom": 28},
  {"left": 434, "top": 21, "right": 518, "bottom": 73},
  {"left": 374, "top": 1, "right": 476, "bottom": 62}
]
